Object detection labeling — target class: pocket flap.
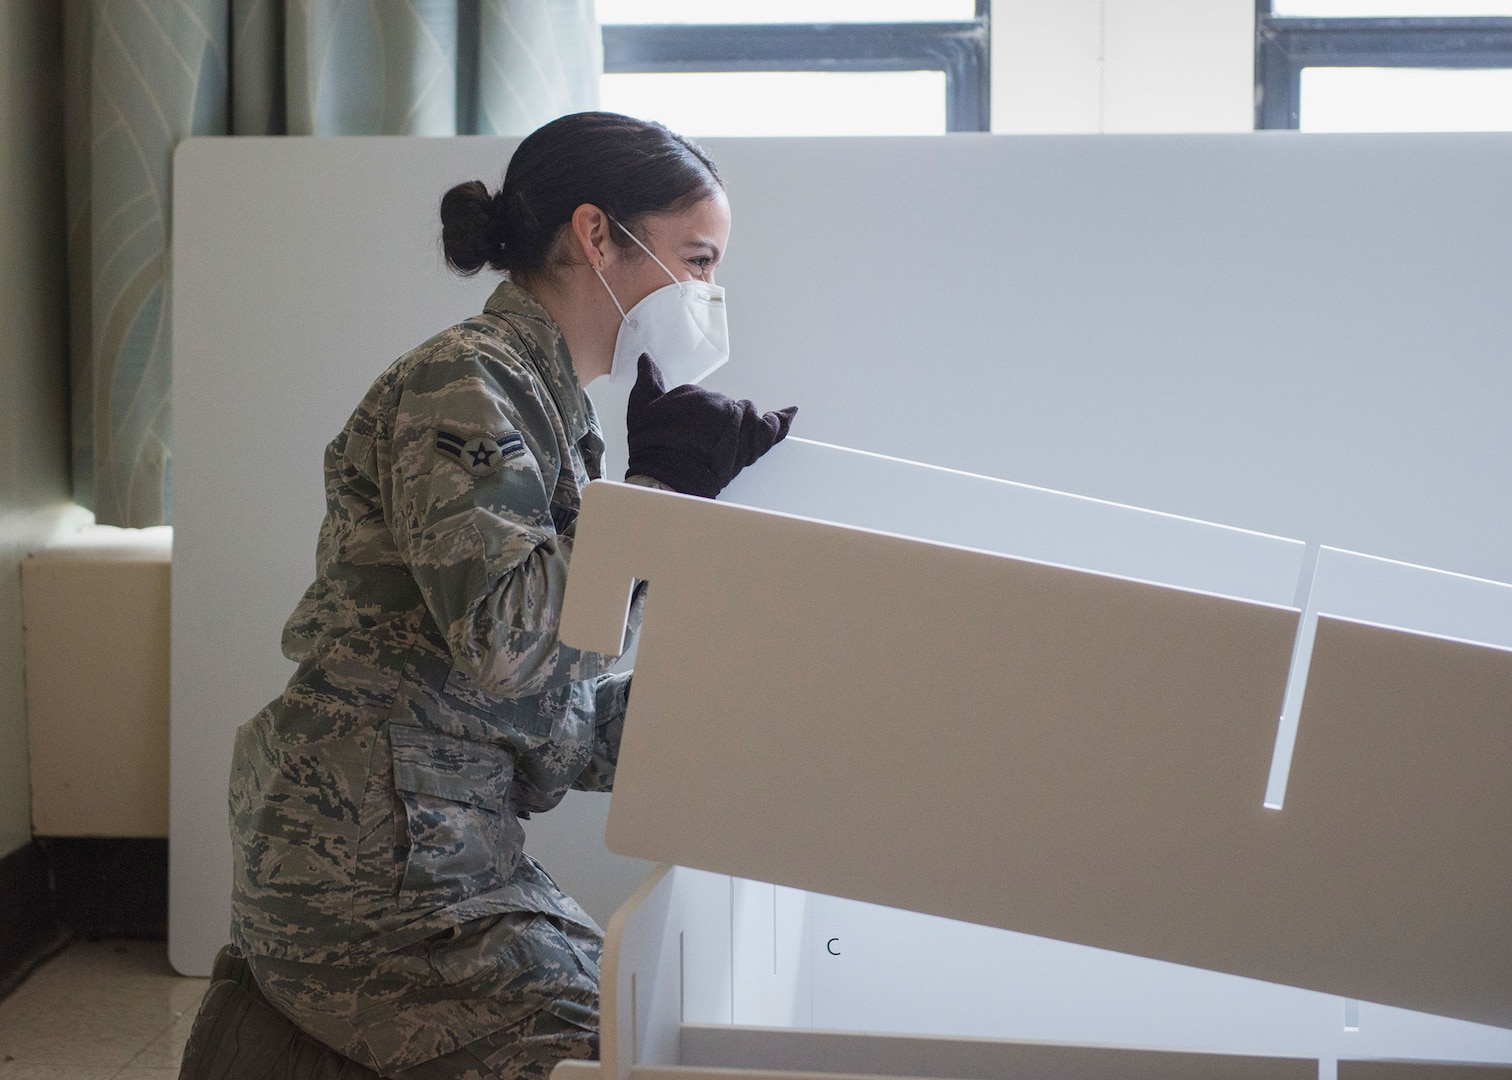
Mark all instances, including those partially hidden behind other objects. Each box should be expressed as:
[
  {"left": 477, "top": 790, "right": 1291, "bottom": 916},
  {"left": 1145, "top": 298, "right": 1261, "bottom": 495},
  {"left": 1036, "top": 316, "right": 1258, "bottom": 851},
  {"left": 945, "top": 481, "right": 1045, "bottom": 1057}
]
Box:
[{"left": 388, "top": 725, "right": 516, "bottom": 811}]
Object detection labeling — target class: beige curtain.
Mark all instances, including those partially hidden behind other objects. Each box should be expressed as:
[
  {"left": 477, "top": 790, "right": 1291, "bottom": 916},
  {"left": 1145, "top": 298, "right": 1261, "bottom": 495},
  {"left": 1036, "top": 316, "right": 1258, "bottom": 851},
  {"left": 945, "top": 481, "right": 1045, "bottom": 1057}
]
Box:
[{"left": 65, "top": 0, "right": 600, "bottom": 526}]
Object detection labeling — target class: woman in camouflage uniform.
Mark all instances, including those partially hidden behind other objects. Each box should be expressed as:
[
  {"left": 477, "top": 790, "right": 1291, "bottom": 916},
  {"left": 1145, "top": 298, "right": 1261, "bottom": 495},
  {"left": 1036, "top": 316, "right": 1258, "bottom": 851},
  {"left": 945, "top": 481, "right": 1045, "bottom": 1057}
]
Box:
[{"left": 180, "top": 113, "right": 795, "bottom": 1080}]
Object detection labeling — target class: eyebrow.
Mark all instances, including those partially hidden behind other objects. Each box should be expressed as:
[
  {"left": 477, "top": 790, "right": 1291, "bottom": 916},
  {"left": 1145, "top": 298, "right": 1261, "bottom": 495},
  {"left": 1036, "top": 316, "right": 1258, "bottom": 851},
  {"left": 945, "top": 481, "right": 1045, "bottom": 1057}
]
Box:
[{"left": 687, "top": 237, "right": 723, "bottom": 263}]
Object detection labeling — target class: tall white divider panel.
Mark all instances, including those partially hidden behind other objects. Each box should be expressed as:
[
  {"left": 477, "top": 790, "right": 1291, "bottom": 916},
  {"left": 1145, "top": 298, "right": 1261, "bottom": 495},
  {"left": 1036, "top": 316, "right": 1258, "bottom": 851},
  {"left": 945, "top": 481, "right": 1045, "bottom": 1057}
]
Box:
[
  {"left": 170, "top": 137, "right": 556, "bottom": 975},
  {"left": 173, "top": 135, "right": 1512, "bottom": 1058}
]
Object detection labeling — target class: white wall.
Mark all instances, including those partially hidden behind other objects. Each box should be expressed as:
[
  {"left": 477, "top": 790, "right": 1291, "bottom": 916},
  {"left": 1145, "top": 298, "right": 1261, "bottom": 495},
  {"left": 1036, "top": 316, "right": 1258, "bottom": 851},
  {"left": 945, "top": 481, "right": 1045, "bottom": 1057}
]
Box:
[
  {"left": 0, "top": 0, "right": 73, "bottom": 861},
  {"left": 993, "top": 0, "right": 1256, "bottom": 133}
]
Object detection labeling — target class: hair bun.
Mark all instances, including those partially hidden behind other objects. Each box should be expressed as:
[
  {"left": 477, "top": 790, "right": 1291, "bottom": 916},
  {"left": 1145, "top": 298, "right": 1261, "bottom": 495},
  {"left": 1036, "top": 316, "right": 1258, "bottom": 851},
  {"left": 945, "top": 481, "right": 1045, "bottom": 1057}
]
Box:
[
  {"left": 440, "top": 112, "right": 723, "bottom": 283},
  {"left": 440, "top": 180, "right": 506, "bottom": 276}
]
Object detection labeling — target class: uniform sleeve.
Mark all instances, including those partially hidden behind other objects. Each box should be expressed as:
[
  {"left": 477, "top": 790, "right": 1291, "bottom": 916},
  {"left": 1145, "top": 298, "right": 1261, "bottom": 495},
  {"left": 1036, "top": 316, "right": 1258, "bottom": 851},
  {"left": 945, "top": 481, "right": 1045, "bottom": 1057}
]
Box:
[
  {"left": 571, "top": 671, "right": 631, "bottom": 792},
  {"left": 386, "top": 343, "right": 615, "bottom": 698},
  {"left": 569, "top": 579, "right": 649, "bottom": 791}
]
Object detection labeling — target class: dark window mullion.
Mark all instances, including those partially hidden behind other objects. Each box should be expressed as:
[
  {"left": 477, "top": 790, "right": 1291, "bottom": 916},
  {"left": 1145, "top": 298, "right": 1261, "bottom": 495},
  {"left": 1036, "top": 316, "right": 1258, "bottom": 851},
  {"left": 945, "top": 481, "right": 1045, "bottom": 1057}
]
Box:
[
  {"left": 1257, "top": 15, "right": 1512, "bottom": 129},
  {"left": 602, "top": 23, "right": 984, "bottom": 72},
  {"left": 602, "top": 16, "right": 991, "bottom": 132}
]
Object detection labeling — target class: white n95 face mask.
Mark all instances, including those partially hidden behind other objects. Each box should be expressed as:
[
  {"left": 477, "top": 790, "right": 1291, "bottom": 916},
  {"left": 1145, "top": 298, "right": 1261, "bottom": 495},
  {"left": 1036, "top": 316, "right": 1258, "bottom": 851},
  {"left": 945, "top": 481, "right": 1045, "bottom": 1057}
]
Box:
[{"left": 594, "top": 218, "right": 729, "bottom": 389}]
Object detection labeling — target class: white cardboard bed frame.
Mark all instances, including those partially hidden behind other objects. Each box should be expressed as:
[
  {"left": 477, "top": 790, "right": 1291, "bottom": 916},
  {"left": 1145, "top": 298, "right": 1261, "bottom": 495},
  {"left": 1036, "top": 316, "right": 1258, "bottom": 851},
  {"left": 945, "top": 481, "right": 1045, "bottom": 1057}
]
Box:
[{"left": 554, "top": 466, "right": 1512, "bottom": 1079}]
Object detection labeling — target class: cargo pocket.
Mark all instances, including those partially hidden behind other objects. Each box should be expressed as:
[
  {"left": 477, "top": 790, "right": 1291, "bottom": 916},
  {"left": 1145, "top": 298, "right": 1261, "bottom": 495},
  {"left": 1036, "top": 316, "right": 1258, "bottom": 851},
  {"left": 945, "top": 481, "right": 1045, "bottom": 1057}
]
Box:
[{"left": 388, "top": 724, "right": 524, "bottom": 906}]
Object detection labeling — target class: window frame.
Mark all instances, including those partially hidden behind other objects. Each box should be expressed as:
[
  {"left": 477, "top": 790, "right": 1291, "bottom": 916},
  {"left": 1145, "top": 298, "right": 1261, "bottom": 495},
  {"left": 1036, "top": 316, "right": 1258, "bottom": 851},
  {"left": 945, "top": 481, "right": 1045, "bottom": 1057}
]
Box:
[
  {"left": 600, "top": 1, "right": 991, "bottom": 133},
  {"left": 1256, "top": 7, "right": 1512, "bottom": 129}
]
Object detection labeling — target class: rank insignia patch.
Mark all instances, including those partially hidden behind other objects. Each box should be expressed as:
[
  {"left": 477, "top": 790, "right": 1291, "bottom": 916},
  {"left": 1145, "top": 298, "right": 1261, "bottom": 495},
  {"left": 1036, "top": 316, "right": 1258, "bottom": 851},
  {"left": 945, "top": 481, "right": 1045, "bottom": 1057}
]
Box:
[{"left": 436, "top": 429, "right": 526, "bottom": 476}]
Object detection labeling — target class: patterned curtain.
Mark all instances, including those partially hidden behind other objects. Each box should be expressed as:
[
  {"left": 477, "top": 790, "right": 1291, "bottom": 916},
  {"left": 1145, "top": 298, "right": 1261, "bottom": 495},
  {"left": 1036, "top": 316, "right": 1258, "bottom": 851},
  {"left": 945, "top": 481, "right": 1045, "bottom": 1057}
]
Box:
[{"left": 64, "top": 0, "right": 601, "bottom": 526}]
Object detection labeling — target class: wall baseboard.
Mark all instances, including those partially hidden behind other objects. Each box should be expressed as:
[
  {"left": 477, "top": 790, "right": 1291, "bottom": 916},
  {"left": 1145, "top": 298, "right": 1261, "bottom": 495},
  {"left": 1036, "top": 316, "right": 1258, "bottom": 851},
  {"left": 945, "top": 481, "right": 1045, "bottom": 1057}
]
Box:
[
  {"left": 38, "top": 837, "right": 168, "bottom": 942},
  {"left": 0, "top": 837, "right": 168, "bottom": 1001},
  {"left": 0, "top": 841, "right": 66, "bottom": 1001}
]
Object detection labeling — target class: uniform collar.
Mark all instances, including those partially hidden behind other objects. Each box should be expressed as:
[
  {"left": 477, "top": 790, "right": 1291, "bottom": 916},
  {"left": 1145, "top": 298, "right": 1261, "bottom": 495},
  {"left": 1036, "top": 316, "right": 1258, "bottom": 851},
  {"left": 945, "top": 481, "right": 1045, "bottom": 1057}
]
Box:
[{"left": 483, "top": 279, "right": 595, "bottom": 445}]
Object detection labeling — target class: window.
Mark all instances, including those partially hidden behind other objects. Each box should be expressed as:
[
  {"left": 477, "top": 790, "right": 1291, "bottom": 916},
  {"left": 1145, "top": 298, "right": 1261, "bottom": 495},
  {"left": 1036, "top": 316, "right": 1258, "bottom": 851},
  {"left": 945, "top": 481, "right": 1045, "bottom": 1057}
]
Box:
[
  {"left": 599, "top": 0, "right": 991, "bottom": 137},
  {"left": 1257, "top": 2, "right": 1512, "bottom": 130}
]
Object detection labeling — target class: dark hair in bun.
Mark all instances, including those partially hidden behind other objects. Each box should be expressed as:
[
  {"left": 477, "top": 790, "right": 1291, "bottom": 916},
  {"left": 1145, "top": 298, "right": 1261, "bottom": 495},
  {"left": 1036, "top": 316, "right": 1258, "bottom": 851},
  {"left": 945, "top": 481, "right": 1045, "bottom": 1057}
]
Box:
[
  {"left": 439, "top": 181, "right": 506, "bottom": 276},
  {"left": 440, "top": 112, "right": 723, "bottom": 281}
]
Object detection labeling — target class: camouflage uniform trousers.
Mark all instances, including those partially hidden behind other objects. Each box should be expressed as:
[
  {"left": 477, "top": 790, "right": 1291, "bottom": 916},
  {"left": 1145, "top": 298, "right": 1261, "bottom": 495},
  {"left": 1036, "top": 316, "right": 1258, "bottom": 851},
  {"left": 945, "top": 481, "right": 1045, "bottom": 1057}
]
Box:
[
  {"left": 391, "top": 991, "right": 596, "bottom": 1080},
  {"left": 248, "top": 858, "right": 604, "bottom": 1080}
]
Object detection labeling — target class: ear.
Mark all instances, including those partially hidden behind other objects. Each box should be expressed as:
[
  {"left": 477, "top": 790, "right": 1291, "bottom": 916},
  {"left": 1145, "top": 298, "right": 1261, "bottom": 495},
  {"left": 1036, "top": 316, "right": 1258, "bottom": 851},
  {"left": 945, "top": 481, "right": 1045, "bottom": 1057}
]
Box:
[{"left": 570, "top": 204, "right": 613, "bottom": 272}]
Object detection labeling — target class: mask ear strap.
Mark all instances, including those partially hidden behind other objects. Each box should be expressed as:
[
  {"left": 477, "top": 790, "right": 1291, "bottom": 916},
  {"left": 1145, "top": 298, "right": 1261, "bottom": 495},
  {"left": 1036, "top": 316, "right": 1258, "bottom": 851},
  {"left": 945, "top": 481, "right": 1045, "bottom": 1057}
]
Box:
[
  {"left": 610, "top": 215, "right": 680, "bottom": 286},
  {"left": 593, "top": 265, "right": 629, "bottom": 320}
]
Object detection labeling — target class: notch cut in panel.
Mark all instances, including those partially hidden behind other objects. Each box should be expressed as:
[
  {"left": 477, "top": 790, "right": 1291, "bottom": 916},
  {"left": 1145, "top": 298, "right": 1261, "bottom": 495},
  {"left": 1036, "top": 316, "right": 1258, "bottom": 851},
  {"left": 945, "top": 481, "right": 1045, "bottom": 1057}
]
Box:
[{"left": 1265, "top": 542, "right": 1323, "bottom": 811}]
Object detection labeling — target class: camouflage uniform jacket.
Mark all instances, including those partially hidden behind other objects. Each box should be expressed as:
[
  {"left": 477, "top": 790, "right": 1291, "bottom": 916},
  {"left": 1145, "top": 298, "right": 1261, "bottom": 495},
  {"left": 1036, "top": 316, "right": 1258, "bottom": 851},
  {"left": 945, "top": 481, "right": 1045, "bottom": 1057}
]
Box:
[{"left": 230, "top": 281, "right": 635, "bottom": 977}]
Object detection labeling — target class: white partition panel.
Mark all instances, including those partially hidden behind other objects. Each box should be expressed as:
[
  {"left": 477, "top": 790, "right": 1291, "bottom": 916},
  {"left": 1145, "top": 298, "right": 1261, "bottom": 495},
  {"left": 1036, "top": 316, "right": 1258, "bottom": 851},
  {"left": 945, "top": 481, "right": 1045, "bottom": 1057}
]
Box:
[
  {"left": 173, "top": 130, "right": 1512, "bottom": 1033},
  {"left": 173, "top": 137, "right": 506, "bottom": 975},
  {"left": 701, "top": 135, "right": 1512, "bottom": 588}
]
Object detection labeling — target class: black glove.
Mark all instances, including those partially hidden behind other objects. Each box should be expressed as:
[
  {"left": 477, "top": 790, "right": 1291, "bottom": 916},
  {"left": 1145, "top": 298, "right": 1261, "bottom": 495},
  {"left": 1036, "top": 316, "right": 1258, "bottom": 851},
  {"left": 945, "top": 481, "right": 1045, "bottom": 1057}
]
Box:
[{"left": 625, "top": 354, "right": 797, "bottom": 499}]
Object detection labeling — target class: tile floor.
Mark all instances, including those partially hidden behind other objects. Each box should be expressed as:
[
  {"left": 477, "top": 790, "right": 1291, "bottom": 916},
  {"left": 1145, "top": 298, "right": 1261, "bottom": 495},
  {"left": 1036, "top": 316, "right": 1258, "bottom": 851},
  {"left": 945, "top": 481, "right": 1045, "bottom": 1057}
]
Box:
[{"left": 0, "top": 939, "right": 208, "bottom": 1079}]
